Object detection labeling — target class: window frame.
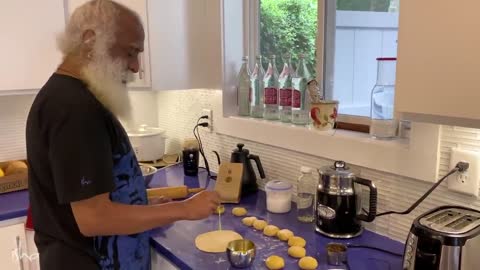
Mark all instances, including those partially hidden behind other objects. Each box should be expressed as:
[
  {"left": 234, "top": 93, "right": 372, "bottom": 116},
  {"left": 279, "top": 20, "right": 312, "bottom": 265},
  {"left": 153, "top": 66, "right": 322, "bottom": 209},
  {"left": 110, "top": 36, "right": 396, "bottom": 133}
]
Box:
[{"left": 217, "top": 0, "right": 441, "bottom": 183}]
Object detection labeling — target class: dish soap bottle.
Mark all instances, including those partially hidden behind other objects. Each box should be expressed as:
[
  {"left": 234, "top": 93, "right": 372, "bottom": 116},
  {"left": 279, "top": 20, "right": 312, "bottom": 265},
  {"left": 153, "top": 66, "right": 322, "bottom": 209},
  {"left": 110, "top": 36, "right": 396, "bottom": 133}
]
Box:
[{"left": 297, "top": 166, "right": 316, "bottom": 223}]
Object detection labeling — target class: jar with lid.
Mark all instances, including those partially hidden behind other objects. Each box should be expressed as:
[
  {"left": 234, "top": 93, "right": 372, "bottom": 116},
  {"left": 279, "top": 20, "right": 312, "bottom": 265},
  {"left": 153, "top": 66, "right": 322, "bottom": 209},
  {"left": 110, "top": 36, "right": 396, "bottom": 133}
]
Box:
[
  {"left": 296, "top": 166, "right": 316, "bottom": 223},
  {"left": 265, "top": 180, "right": 293, "bottom": 213},
  {"left": 370, "top": 57, "right": 398, "bottom": 139}
]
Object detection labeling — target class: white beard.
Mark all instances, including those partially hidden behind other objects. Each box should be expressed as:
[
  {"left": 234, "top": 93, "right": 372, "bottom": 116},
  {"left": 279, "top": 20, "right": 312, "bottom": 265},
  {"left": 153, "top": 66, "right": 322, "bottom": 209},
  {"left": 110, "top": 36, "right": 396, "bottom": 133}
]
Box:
[{"left": 81, "top": 49, "right": 134, "bottom": 121}]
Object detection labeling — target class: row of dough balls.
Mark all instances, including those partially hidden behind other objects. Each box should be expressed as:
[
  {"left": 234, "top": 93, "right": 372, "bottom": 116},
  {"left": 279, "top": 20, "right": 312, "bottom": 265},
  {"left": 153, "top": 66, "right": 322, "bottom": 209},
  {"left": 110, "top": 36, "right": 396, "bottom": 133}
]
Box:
[{"left": 241, "top": 216, "right": 318, "bottom": 270}]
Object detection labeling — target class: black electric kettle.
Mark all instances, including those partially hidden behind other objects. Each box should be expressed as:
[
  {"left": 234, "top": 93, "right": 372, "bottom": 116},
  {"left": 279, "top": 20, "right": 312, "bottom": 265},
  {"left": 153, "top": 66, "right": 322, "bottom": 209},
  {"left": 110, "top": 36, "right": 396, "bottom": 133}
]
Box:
[
  {"left": 316, "top": 161, "right": 377, "bottom": 238},
  {"left": 213, "top": 143, "right": 266, "bottom": 196}
]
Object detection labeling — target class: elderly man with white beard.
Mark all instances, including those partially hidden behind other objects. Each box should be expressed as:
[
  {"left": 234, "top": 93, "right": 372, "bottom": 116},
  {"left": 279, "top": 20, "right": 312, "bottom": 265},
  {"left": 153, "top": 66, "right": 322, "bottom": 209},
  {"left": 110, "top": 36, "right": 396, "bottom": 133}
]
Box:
[{"left": 25, "top": 1, "right": 220, "bottom": 269}]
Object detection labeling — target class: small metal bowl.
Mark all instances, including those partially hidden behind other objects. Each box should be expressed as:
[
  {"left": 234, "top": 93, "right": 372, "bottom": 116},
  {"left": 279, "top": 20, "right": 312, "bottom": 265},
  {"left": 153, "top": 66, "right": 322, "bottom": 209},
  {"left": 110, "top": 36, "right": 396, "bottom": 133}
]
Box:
[
  {"left": 139, "top": 164, "right": 157, "bottom": 186},
  {"left": 326, "top": 242, "right": 348, "bottom": 266},
  {"left": 226, "top": 239, "right": 256, "bottom": 268}
]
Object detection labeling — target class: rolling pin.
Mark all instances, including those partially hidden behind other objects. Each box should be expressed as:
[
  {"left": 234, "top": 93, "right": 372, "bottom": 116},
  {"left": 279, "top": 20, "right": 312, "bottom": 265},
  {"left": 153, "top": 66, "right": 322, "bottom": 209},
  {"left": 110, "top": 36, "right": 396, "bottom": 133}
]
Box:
[{"left": 147, "top": 185, "right": 205, "bottom": 199}]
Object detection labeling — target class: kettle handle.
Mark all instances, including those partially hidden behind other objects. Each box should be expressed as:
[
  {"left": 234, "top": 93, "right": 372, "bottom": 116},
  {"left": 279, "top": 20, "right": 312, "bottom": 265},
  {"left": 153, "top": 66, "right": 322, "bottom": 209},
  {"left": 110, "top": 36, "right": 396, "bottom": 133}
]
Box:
[
  {"left": 249, "top": 154, "right": 266, "bottom": 179},
  {"left": 355, "top": 177, "right": 377, "bottom": 222}
]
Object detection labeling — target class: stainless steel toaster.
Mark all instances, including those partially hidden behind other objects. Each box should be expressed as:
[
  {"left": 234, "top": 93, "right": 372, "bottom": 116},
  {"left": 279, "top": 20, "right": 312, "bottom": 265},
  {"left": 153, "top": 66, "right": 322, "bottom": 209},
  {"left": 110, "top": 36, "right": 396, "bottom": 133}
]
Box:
[{"left": 403, "top": 206, "right": 480, "bottom": 270}]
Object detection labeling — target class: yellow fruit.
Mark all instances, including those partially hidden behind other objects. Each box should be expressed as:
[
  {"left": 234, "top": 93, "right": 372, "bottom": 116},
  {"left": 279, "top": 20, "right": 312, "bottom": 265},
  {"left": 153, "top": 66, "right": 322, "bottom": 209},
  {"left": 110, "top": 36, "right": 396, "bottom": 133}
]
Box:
[
  {"left": 5, "top": 161, "right": 27, "bottom": 175},
  {"left": 0, "top": 168, "right": 4, "bottom": 177}
]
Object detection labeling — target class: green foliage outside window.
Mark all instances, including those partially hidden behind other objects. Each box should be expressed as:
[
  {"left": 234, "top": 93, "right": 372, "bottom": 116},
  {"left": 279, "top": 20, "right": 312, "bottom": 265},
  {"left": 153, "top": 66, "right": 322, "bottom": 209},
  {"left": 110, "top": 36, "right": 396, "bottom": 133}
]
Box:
[{"left": 259, "top": 0, "right": 393, "bottom": 73}]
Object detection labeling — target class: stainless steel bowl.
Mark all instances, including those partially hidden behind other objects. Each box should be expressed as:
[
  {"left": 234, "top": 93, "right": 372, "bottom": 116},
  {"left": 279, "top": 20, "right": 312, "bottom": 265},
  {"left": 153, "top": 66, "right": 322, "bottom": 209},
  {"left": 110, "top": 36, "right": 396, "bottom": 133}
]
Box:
[
  {"left": 326, "top": 242, "right": 348, "bottom": 266},
  {"left": 139, "top": 164, "right": 157, "bottom": 186},
  {"left": 226, "top": 239, "right": 256, "bottom": 268}
]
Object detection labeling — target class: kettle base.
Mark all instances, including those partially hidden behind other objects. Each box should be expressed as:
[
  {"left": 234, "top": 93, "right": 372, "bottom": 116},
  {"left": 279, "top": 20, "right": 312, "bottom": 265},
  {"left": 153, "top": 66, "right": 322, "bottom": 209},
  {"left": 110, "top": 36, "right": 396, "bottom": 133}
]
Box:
[{"left": 315, "top": 226, "right": 364, "bottom": 239}]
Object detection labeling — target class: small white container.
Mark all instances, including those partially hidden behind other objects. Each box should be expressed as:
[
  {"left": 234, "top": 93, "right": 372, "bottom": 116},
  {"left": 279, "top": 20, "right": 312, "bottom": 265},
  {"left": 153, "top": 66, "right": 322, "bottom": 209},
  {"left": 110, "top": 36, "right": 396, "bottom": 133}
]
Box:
[{"left": 265, "top": 180, "right": 293, "bottom": 213}]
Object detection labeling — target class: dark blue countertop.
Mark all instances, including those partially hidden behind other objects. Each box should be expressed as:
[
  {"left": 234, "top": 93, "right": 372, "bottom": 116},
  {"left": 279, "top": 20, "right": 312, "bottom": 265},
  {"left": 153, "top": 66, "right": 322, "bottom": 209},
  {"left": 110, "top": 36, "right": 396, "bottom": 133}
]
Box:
[
  {"left": 150, "top": 165, "right": 405, "bottom": 270},
  {"left": 0, "top": 189, "right": 29, "bottom": 221},
  {"left": 0, "top": 165, "right": 405, "bottom": 269}
]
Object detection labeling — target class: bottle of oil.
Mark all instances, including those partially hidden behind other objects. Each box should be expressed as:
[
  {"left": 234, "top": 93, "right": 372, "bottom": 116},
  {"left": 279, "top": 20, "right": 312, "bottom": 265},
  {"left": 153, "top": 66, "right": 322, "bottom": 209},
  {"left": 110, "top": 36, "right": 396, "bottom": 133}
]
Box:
[{"left": 297, "top": 166, "right": 316, "bottom": 223}]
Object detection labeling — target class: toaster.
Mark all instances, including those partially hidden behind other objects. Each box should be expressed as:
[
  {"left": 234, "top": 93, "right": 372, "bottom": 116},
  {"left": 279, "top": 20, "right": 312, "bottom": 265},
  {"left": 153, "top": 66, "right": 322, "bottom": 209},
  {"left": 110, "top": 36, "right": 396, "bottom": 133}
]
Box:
[{"left": 403, "top": 206, "right": 480, "bottom": 270}]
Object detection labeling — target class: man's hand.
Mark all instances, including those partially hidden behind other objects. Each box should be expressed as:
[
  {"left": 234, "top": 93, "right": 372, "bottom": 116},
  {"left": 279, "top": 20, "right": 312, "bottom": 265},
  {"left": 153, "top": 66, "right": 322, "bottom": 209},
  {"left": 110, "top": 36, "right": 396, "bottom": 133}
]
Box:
[
  {"left": 148, "top": 196, "right": 172, "bottom": 205},
  {"left": 182, "top": 191, "right": 220, "bottom": 220}
]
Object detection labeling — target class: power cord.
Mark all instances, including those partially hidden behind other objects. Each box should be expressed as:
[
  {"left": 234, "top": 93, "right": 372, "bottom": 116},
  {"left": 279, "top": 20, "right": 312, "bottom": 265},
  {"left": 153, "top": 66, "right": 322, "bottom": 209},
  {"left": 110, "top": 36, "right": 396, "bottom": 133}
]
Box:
[
  {"left": 376, "top": 161, "right": 470, "bottom": 217},
  {"left": 193, "top": 116, "right": 216, "bottom": 180}
]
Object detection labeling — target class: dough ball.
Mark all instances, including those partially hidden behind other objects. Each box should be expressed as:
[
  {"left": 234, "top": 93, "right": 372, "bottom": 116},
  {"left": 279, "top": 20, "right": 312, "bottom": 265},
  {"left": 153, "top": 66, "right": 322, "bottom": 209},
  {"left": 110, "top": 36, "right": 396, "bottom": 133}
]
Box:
[
  {"left": 298, "top": 256, "right": 318, "bottom": 270},
  {"left": 265, "top": 255, "right": 285, "bottom": 270},
  {"left": 242, "top": 216, "right": 257, "bottom": 226},
  {"left": 277, "top": 229, "right": 294, "bottom": 241},
  {"left": 195, "top": 230, "right": 243, "bottom": 253},
  {"left": 214, "top": 205, "right": 225, "bottom": 215},
  {"left": 253, "top": 219, "right": 268, "bottom": 231},
  {"left": 288, "top": 246, "right": 306, "bottom": 258},
  {"left": 288, "top": 236, "right": 306, "bottom": 248},
  {"left": 232, "top": 207, "right": 248, "bottom": 217},
  {"left": 263, "top": 225, "right": 280, "bottom": 237}
]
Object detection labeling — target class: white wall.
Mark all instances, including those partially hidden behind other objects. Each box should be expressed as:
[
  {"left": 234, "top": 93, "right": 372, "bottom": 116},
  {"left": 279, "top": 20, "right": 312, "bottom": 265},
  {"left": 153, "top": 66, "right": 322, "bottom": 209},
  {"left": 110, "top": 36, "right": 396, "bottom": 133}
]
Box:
[{"left": 156, "top": 89, "right": 480, "bottom": 243}]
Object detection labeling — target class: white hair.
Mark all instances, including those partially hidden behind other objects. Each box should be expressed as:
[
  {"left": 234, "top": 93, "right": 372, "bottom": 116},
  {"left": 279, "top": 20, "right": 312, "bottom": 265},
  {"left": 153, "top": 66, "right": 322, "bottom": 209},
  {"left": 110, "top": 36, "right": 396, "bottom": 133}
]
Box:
[{"left": 57, "top": 0, "right": 123, "bottom": 56}]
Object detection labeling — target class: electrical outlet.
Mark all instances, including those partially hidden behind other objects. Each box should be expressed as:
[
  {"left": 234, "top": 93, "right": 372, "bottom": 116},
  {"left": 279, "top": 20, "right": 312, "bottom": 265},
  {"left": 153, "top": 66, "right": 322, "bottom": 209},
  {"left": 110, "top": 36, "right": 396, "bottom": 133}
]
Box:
[
  {"left": 448, "top": 148, "right": 480, "bottom": 197},
  {"left": 201, "top": 109, "right": 213, "bottom": 132}
]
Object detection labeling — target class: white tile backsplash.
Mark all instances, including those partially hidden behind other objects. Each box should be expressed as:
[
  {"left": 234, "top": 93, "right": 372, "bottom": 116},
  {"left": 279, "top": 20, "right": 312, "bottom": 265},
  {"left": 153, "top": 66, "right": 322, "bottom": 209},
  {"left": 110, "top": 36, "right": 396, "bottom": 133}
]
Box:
[
  {"left": 3, "top": 88, "right": 480, "bottom": 244},
  {"left": 155, "top": 89, "right": 480, "bottom": 243},
  {"left": 0, "top": 90, "right": 158, "bottom": 161}
]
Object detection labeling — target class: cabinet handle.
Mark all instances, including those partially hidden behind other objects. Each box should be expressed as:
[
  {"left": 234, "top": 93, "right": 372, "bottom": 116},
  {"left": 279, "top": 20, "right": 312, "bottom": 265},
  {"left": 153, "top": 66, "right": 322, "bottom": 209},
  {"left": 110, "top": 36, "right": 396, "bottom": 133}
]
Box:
[{"left": 16, "top": 236, "right": 24, "bottom": 270}]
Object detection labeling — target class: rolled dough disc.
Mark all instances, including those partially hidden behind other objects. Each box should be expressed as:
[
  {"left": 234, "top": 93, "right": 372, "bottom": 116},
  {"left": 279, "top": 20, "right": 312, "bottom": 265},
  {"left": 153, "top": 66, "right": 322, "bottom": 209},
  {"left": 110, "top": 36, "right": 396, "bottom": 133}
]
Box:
[{"left": 195, "top": 230, "right": 243, "bottom": 253}]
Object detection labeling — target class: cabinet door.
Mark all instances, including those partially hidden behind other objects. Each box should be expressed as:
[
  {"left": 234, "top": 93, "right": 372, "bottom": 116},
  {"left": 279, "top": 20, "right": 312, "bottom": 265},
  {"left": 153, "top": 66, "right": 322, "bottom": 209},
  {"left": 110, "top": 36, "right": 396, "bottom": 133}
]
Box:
[
  {"left": 67, "top": 0, "right": 151, "bottom": 88},
  {"left": 25, "top": 230, "right": 39, "bottom": 270},
  {"left": 0, "top": 223, "right": 29, "bottom": 270},
  {"left": 0, "top": 1, "right": 65, "bottom": 92},
  {"left": 147, "top": 0, "right": 222, "bottom": 90},
  {"left": 395, "top": 0, "right": 480, "bottom": 127}
]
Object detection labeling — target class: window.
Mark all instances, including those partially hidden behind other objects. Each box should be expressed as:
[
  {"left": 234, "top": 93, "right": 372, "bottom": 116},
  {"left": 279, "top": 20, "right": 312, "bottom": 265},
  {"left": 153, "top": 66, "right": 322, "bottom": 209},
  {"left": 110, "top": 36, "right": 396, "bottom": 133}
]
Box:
[
  {"left": 257, "top": 0, "right": 400, "bottom": 125},
  {"left": 259, "top": 0, "right": 317, "bottom": 72}
]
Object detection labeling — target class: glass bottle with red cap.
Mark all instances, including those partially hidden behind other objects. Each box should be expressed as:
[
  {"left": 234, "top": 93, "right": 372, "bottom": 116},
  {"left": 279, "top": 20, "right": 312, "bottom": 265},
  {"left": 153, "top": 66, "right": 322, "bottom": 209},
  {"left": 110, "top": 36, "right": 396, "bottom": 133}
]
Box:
[{"left": 370, "top": 57, "right": 398, "bottom": 139}]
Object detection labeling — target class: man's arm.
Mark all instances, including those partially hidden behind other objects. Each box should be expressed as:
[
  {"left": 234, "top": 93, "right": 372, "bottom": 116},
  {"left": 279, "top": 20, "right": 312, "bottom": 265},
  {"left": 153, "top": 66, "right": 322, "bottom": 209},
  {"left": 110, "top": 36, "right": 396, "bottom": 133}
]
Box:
[{"left": 71, "top": 190, "right": 219, "bottom": 236}]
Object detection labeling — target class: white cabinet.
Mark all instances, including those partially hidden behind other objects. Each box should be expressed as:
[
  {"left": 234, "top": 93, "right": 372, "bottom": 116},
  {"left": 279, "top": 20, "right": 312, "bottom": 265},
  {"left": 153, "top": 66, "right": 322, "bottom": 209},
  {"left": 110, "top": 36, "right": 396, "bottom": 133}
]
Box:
[
  {"left": 395, "top": 0, "right": 480, "bottom": 128},
  {"left": 147, "top": 0, "right": 222, "bottom": 90},
  {"left": 25, "top": 231, "right": 39, "bottom": 270},
  {"left": 0, "top": 223, "right": 30, "bottom": 270},
  {"left": 67, "top": 0, "right": 152, "bottom": 88},
  {"left": 0, "top": 1, "right": 65, "bottom": 93},
  {"left": 150, "top": 248, "right": 179, "bottom": 270}
]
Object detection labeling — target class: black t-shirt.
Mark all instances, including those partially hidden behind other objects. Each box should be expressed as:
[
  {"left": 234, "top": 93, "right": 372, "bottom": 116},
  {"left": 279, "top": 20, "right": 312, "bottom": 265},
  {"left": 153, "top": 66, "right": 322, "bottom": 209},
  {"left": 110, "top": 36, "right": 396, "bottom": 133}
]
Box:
[{"left": 26, "top": 74, "right": 150, "bottom": 270}]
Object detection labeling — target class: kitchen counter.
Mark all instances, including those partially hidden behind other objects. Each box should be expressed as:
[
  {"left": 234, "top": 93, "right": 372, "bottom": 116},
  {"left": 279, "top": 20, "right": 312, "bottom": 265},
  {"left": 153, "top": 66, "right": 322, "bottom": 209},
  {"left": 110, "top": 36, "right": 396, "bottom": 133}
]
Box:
[
  {"left": 0, "top": 165, "right": 405, "bottom": 269},
  {"left": 0, "top": 189, "right": 28, "bottom": 221},
  {"left": 150, "top": 165, "right": 405, "bottom": 270}
]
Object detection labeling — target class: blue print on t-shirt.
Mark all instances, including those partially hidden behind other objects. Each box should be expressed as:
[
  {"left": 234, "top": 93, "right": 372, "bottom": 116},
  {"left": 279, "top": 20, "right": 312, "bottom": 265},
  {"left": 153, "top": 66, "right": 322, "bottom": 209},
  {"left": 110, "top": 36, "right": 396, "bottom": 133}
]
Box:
[{"left": 94, "top": 142, "right": 150, "bottom": 270}]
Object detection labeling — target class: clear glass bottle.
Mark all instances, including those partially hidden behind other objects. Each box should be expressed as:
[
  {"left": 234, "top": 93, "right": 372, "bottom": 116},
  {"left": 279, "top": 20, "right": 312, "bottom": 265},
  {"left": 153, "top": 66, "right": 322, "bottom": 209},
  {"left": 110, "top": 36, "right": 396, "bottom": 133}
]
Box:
[
  {"left": 297, "top": 166, "right": 316, "bottom": 223},
  {"left": 250, "top": 55, "right": 265, "bottom": 118},
  {"left": 279, "top": 54, "right": 294, "bottom": 123},
  {"left": 263, "top": 55, "right": 280, "bottom": 120},
  {"left": 237, "top": 56, "right": 251, "bottom": 117},
  {"left": 292, "top": 54, "right": 311, "bottom": 125},
  {"left": 370, "top": 57, "right": 398, "bottom": 139}
]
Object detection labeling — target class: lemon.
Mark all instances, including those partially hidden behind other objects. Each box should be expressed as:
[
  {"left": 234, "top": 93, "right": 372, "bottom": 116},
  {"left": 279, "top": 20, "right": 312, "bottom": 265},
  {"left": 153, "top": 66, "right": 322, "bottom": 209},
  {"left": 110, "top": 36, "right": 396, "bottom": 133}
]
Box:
[{"left": 0, "top": 168, "right": 4, "bottom": 177}]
